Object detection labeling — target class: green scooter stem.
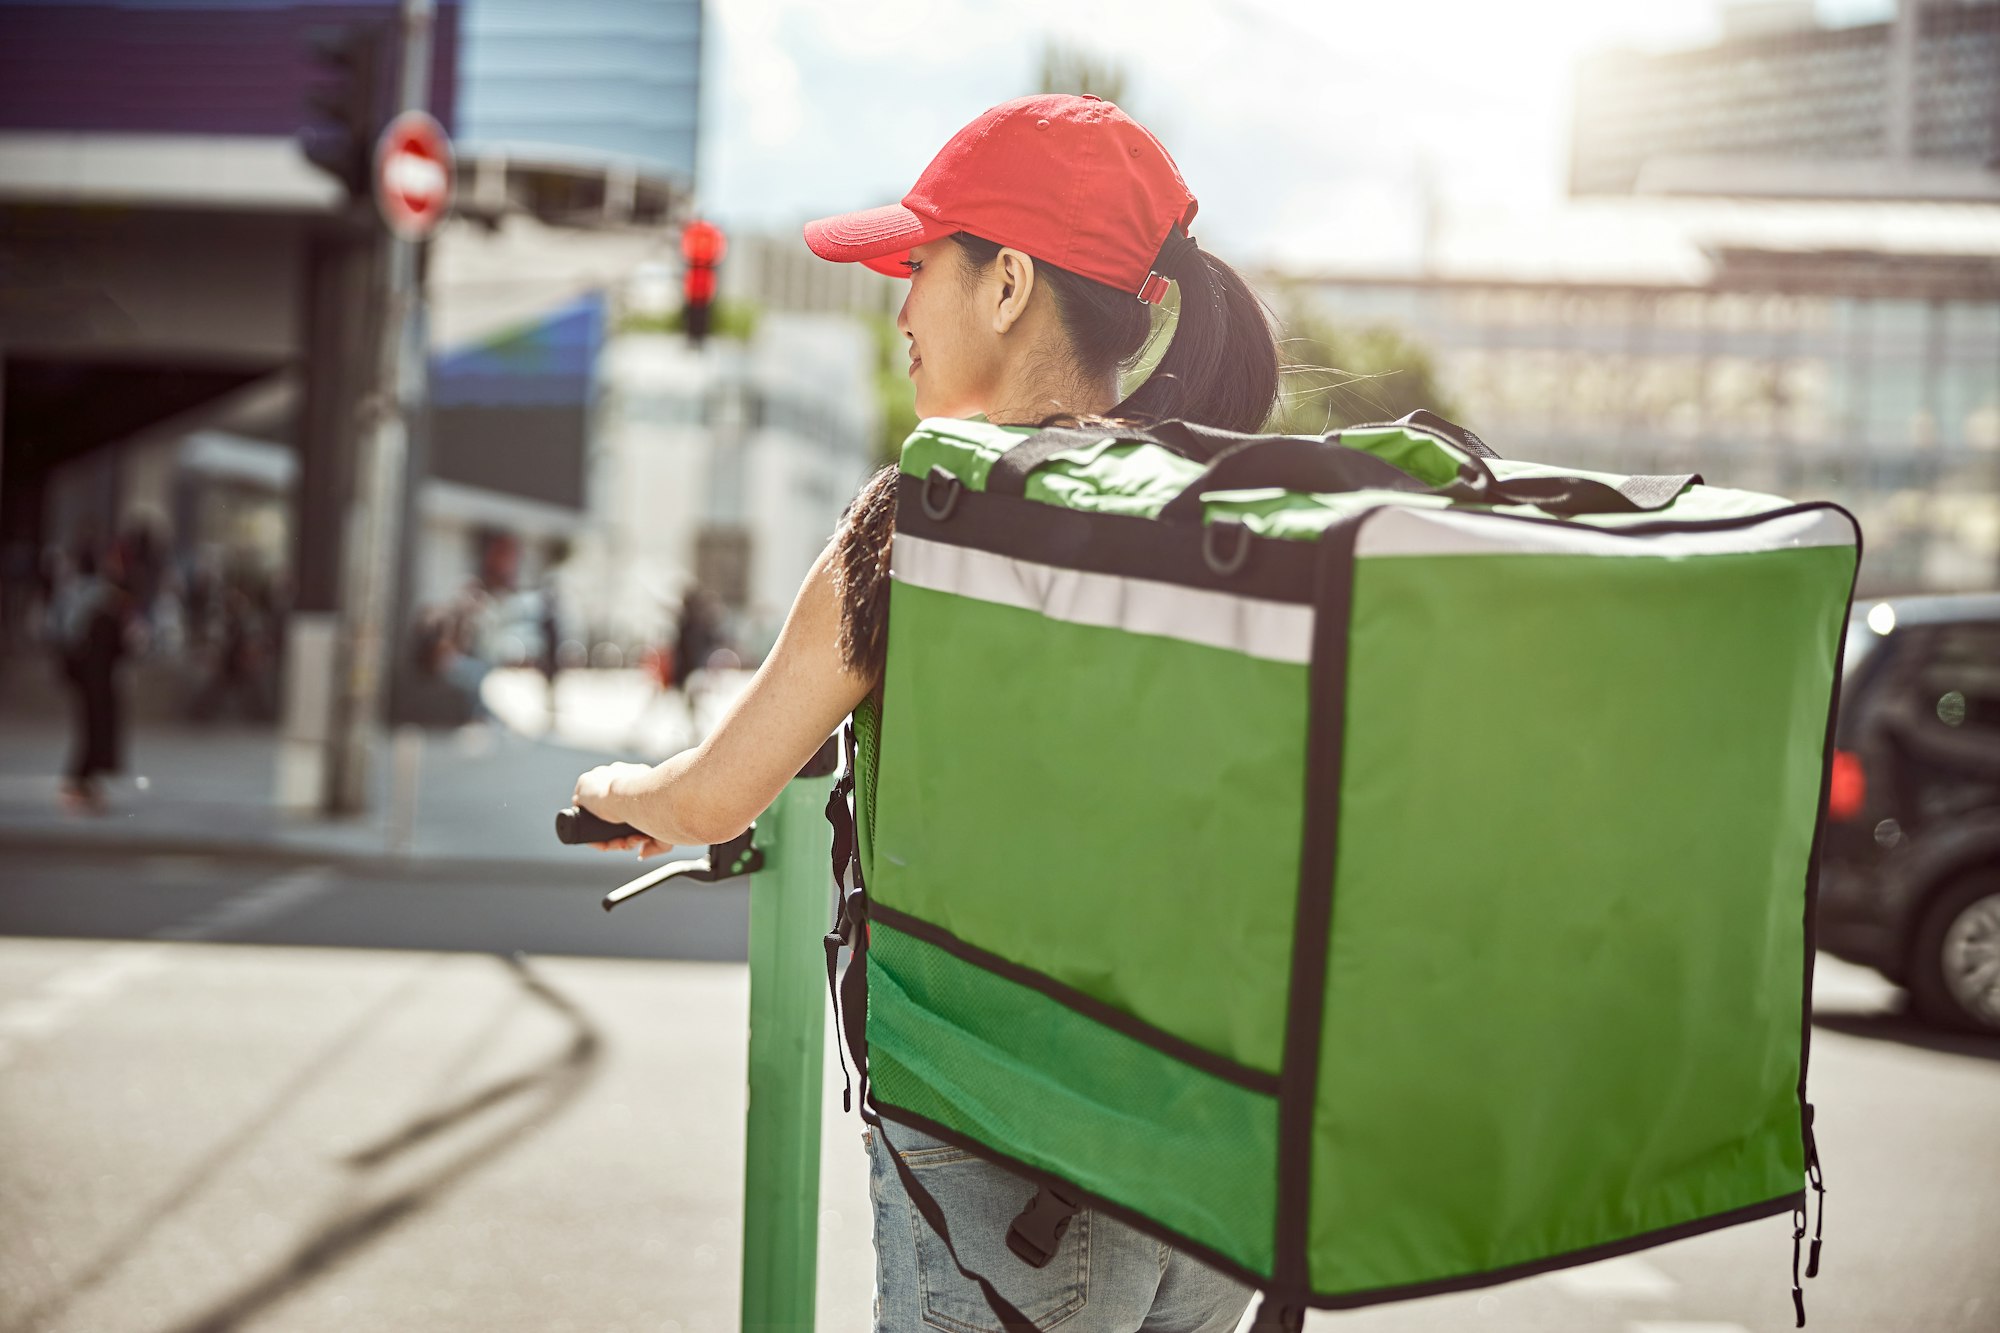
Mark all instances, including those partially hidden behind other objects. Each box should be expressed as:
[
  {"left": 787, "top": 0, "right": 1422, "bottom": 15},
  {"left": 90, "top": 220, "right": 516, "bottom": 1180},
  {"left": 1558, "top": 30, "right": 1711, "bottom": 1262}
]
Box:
[{"left": 741, "top": 735, "right": 840, "bottom": 1330}]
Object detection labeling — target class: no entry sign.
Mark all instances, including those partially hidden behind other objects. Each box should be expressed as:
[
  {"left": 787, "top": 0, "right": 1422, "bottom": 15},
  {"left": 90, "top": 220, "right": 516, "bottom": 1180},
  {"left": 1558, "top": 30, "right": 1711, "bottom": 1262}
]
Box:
[{"left": 375, "top": 111, "right": 454, "bottom": 240}]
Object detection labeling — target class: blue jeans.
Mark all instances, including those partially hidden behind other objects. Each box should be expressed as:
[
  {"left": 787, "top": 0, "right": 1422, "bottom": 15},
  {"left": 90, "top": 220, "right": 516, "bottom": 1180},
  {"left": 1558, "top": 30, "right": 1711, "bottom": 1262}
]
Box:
[{"left": 865, "top": 1121, "right": 1257, "bottom": 1332}]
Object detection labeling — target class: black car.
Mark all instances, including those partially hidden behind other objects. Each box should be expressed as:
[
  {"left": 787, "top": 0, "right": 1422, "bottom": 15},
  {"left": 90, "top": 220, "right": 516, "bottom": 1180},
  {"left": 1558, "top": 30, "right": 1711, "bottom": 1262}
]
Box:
[{"left": 1817, "top": 591, "right": 2000, "bottom": 1031}]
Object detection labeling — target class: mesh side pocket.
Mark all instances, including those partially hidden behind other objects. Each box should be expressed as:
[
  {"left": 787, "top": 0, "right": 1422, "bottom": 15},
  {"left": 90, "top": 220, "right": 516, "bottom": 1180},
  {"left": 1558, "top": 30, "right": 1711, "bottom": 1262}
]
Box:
[
  {"left": 868, "top": 920, "right": 1279, "bottom": 1279},
  {"left": 854, "top": 689, "right": 881, "bottom": 874}
]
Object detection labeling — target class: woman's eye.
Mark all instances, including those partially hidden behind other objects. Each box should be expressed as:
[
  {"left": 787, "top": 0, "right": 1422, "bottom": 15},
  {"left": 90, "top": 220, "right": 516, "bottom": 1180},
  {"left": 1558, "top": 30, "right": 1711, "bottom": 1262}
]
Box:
[{"left": 901, "top": 259, "right": 922, "bottom": 273}]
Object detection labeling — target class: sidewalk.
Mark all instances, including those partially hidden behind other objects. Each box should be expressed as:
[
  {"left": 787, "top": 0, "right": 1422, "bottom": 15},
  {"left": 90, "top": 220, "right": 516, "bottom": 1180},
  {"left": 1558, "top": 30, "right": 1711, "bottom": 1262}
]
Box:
[{"left": 0, "top": 661, "right": 747, "bottom": 876}]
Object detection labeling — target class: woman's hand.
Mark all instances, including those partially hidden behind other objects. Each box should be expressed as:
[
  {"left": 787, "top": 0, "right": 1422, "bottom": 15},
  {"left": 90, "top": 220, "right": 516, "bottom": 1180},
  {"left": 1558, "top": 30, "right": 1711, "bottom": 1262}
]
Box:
[{"left": 572, "top": 761, "right": 670, "bottom": 858}]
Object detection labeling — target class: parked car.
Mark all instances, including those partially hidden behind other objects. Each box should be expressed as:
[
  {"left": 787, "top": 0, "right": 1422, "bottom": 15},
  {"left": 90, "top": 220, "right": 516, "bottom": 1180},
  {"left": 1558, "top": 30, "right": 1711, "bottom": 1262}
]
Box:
[{"left": 1817, "top": 591, "right": 2000, "bottom": 1032}]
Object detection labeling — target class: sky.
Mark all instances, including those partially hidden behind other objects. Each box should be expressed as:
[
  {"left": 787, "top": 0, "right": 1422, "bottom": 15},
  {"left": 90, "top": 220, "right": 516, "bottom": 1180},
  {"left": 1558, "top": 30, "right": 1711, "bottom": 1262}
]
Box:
[{"left": 698, "top": 0, "right": 1900, "bottom": 274}]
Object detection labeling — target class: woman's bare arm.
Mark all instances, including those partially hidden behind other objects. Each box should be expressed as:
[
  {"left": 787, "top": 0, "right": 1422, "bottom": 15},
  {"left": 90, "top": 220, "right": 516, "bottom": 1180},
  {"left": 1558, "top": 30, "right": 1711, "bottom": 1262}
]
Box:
[{"left": 574, "top": 539, "right": 878, "bottom": 849}]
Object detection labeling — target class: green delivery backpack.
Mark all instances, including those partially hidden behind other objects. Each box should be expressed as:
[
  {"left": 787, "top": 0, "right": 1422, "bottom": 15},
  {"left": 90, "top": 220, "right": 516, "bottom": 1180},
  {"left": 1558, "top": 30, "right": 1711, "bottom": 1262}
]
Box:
[{"left": 822, "top": 409, "right": 1860, "bottom": 1329}]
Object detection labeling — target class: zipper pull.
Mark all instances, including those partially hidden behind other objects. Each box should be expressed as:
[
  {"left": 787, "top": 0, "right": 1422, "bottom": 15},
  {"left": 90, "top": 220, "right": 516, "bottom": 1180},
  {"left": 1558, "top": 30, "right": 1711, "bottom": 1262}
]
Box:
[
  {"left": 1805, "top": 1102, "right": 1826, "bottom": 1278},
  {"left": 1790, "top": 1205, "right": 1807, "bottom": 1327},
  {"left": 823, "top": 927, "right": 852, "bottom": 1112}
]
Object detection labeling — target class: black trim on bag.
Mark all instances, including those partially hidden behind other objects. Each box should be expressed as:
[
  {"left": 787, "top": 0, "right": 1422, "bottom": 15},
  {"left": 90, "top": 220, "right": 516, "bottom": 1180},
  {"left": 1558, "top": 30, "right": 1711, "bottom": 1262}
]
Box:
[
  {"left": 1396, "top": 497, "right": 1853, "bottom": 543},
  {"left": 897, "top": 472, "right": 1323, "bottom": 603},
  {"left": 1308, "top": 1190, "right": 1806, "bottom": 1309},
  {"left": 899, "top": 474, "right": 1860, "bottom": 612},
  {"left": 1271, "top": 516, "right": 1367, "bottom": 1293},
  {"left": 869, "top": 1094, "right": 1806, "bottom": 1312},
  {"left": 869, "top": 903, "right": 1282, "bottom": 1097},
  {"left": 1793, "top": 502, "right": 1862, "bottom": 1302},
  {"left": 867, "top": 1095, "right": 1283, "bottom": 1296}
]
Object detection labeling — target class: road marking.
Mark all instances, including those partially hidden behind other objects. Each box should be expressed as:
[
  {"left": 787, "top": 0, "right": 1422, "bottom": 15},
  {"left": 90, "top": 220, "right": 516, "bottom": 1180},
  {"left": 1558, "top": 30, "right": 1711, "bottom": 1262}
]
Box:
[
  {"left": 0, "top": 946, "right": 169, "bottom": 1071},
  {"left": 152, "top": 866, "right": 336, "bottom": 942},
  {"left": 0, "top": 866, "right": 335, "bottom": 1071},
  {"left": 1548, "top": 1255, "right": 1678, "bottom": 1301}
]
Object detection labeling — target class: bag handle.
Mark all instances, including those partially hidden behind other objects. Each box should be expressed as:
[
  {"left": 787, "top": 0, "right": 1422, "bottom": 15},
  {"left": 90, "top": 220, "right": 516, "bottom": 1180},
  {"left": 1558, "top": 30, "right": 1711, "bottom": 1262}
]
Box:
[
  {"left": 1362, "top": 408, "right": 1504, "bottom": 460},
  {"left": 1156, "top": 436, "right": 1434, "bottom": 522},
  {"left": 984, "top": 419, "right": 1255, "bottom": 497},
  {"left": 1159, "top": 432, "right": 1699, "bottom": 522},
  {"left": 984, "top": 416, "right": 1700, "bottom": 518}
]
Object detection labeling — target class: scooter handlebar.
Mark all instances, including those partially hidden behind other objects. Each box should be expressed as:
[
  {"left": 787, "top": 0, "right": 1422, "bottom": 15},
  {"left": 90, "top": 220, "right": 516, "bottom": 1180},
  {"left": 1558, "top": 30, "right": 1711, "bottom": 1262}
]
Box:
[{"left": 554, "top": 806, "right": 639, "bottom": 845}]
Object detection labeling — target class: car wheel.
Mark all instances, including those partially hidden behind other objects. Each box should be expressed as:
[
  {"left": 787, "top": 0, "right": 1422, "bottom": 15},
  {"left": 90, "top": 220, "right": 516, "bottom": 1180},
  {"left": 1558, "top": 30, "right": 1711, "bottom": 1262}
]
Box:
[{"left": 1908, "top": 867, "right": 2000, "bottom": 1033}]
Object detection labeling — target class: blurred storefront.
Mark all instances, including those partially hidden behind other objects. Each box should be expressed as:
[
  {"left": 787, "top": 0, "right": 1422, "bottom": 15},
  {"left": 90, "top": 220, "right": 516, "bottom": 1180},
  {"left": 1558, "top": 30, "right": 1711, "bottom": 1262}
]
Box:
[
  {"left": 571, "top": 311, "right": 879, "bottom": 660},
  {"left": 0, "top": 0, "right": 705, "bottom": 739}
]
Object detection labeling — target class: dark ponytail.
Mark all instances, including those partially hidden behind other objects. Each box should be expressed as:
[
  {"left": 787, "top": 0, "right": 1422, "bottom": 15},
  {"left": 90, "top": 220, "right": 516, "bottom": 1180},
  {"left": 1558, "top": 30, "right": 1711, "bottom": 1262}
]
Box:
[{"left": 949, "top": 231, "right": 1280, "bottom": 435}]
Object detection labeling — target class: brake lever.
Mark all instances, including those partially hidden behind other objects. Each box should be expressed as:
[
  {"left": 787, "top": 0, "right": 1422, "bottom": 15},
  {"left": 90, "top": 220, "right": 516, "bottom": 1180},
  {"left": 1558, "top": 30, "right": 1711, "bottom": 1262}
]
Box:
[{"left": 600, "top": 825, "right": 763, "bottom": 912}]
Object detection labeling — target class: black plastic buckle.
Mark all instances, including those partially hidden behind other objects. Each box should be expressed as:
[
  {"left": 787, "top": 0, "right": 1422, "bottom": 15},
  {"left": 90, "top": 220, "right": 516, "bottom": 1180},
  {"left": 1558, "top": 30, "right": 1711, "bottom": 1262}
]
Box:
[
  {"left": 921, "top": 466, "right": 962, "bottom": 521},
  {"left": 1006, "top": 1184, "right": 1083, "bottom": 1268},
  {"left": 1202, "top": 515, "right": 1252, "bottom": 576},
  {"left": 1248, "top": 1301, "right": 1305, "bottom": 1333}
]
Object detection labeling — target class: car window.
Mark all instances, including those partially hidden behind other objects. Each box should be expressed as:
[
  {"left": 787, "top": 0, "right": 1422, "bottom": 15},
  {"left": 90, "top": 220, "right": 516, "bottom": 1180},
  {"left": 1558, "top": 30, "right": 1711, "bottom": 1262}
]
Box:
[
  {"left": 1916, "top": 622, "right": 2000, "bottom": 736},
  {"left": 1867, "top": 620, "right": 2000, "bottom": 823}
]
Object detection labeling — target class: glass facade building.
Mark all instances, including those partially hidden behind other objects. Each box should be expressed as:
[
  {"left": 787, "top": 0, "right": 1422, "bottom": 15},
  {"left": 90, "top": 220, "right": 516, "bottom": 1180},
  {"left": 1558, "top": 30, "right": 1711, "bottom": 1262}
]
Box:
[
  {"left": 457, "top": 0, "right": 701, "bottom": 189},
  {"left": 1289, "top": 254, "right": 2000, "bottom": 596},
  {"left": 1571, "top": 1, "right": 2000, "bottom": 195}
]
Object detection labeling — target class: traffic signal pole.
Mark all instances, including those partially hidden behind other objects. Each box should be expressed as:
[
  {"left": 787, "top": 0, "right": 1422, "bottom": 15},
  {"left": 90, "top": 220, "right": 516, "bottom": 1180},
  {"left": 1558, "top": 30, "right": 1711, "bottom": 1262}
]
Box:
[
  {"left": 279, "top": 1, "right": 438, "bottom": 818},
  {"left": 329, "top": 0, "right": 433, "bottom": 815}
]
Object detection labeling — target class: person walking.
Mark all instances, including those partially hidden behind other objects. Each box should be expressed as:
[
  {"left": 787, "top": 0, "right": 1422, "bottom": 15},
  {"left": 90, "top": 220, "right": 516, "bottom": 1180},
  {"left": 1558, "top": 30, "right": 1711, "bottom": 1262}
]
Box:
[
  {"left": 47, "top": 543, "right": 133, "bottom": 814},
  {"left": 571, "top": 93, "right": 1280, "bottom": 1330}
]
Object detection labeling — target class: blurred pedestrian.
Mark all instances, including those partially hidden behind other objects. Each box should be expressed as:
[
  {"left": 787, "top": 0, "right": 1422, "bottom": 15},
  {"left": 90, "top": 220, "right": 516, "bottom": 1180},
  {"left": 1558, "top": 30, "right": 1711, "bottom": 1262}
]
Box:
[
  {"left": 443, "top": 581, "right": 498, "bottom": 725},
  {"left": 538, "top": 580, "right": 562, "bottom": 721},
  {"left": 189, "top": 570, "right": 278, "bottom": 723},
  {"left": 674, "top": 584, "right": 722, "bottom": 733},
  {"left": 46, "top": 542, "right": 133, "bottom": 814}
]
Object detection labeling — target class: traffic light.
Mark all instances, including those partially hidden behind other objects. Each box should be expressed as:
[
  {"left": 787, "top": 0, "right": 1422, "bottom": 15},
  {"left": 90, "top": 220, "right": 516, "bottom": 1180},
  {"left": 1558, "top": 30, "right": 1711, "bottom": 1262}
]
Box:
[
  {"left": 300, "top": 22, "right": 392, "bottom": 198},
  {"left": 681, "top": 219, "right": 727, "bottom": 346}
]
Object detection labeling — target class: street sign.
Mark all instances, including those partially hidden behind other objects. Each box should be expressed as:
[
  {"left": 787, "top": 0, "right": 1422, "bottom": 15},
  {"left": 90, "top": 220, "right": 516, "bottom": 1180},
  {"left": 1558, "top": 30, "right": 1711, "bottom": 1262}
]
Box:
[{"left": 374, "top": 110, "right": 453, "bottom": 239}]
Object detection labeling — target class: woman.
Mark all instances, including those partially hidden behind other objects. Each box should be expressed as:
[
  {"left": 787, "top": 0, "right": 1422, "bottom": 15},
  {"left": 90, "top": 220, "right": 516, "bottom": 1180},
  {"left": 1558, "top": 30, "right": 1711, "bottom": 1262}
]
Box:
[{"left": 574, "top": 93, "right": 1280, "bottom": 1330}]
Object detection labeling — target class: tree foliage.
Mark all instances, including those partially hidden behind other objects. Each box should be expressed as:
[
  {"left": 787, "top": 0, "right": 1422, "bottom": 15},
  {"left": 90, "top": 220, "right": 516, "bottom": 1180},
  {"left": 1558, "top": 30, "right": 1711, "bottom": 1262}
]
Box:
[
  {"left": 617, "top": 298, "right": 762, "bottom": 343},
  {"left": 1035, "top": 40, "right": 1130, "bottom": 105},
  {"left": 865, "top": 310, "right": 920, "bottom": 467},
  {"left": 1265, "top": 291, "right": 1458, "bottom": 435}
]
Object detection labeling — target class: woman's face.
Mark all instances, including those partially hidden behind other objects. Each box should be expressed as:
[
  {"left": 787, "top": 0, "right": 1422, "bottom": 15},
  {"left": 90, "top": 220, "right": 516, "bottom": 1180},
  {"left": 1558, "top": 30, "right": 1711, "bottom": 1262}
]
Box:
[{"left": 895, "top": 238, "right": 1004, "bottom": 420}]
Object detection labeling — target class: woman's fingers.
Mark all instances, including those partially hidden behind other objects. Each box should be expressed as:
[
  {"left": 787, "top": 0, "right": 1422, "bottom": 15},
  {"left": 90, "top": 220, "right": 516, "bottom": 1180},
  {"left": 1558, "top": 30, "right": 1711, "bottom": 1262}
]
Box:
[{"left": 589, "top": 834, "right": 671, "bottom": 859}]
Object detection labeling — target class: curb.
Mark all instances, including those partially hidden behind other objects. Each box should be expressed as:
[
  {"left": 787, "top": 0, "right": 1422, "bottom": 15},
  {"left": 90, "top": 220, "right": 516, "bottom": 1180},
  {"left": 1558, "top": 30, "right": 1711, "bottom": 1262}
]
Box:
[{"left": 0, "top": 826, "right": 698, "bottom": 884}]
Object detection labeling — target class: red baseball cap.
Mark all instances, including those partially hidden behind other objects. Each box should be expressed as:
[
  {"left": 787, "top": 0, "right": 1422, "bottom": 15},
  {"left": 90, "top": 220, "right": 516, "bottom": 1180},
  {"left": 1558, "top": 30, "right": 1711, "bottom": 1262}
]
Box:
[{"left": 803, "top": 93, "right": 1200, "bottom": 305}]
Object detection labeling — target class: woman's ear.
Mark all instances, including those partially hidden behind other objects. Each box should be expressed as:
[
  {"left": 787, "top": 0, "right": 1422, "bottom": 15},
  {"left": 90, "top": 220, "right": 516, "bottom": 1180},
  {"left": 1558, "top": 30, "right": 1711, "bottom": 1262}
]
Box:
[{"left": 991, "top": 247, "right": 1037, "bottom": 336}]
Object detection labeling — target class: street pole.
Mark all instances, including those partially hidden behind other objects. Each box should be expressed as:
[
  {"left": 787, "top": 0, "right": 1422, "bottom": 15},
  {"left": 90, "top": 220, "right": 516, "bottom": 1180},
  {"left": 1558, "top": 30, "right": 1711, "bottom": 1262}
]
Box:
[{"left": 329, "top": 0, "right": 433, "bottom": 814}]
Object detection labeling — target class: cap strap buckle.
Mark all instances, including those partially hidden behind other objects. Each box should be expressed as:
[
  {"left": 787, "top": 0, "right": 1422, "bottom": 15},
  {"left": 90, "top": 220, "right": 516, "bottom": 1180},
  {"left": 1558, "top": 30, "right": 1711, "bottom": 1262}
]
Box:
[{"left": 1137, "top": 226, "right": 1200, "bottom": 305}]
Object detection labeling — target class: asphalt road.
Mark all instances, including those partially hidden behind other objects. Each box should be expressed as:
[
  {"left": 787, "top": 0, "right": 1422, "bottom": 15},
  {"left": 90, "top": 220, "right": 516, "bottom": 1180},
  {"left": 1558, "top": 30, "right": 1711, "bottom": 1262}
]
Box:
[{"left": 2, "top": 848, "right": 1996, "bottom": 1333}]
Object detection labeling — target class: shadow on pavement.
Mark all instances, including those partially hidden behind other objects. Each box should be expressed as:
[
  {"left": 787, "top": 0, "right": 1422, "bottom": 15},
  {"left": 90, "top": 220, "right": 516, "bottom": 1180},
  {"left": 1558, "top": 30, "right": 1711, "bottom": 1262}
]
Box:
[
  {"left": 1812, "top": 1008, "right": 2000, "bottom": 1063},
  {"left": 13, "top": 953, "right": 605, "bottom": 1333},
  {"left": 0, "top": 964, "right": 441, "bottom": 1333}
]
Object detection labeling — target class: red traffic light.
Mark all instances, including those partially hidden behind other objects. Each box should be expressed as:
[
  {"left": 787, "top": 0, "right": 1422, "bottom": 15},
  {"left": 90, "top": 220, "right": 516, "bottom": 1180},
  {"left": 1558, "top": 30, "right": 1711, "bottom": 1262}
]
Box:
[{"left": 682, "top": 219, "right": 727, "bottom": 267}]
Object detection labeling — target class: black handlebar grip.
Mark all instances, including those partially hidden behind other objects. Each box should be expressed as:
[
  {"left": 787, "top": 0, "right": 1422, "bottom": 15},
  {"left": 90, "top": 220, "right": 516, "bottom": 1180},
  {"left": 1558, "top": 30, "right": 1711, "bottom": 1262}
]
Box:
[{"left": 555, "top": 806, "right": 641, "bottom": 845}]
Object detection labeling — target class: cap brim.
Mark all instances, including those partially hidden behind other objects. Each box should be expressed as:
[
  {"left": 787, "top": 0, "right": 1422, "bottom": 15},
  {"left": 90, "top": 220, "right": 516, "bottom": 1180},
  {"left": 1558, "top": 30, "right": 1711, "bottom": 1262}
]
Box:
[{"left": 803, "top": 204, "right": 956, "bottom": 278}]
